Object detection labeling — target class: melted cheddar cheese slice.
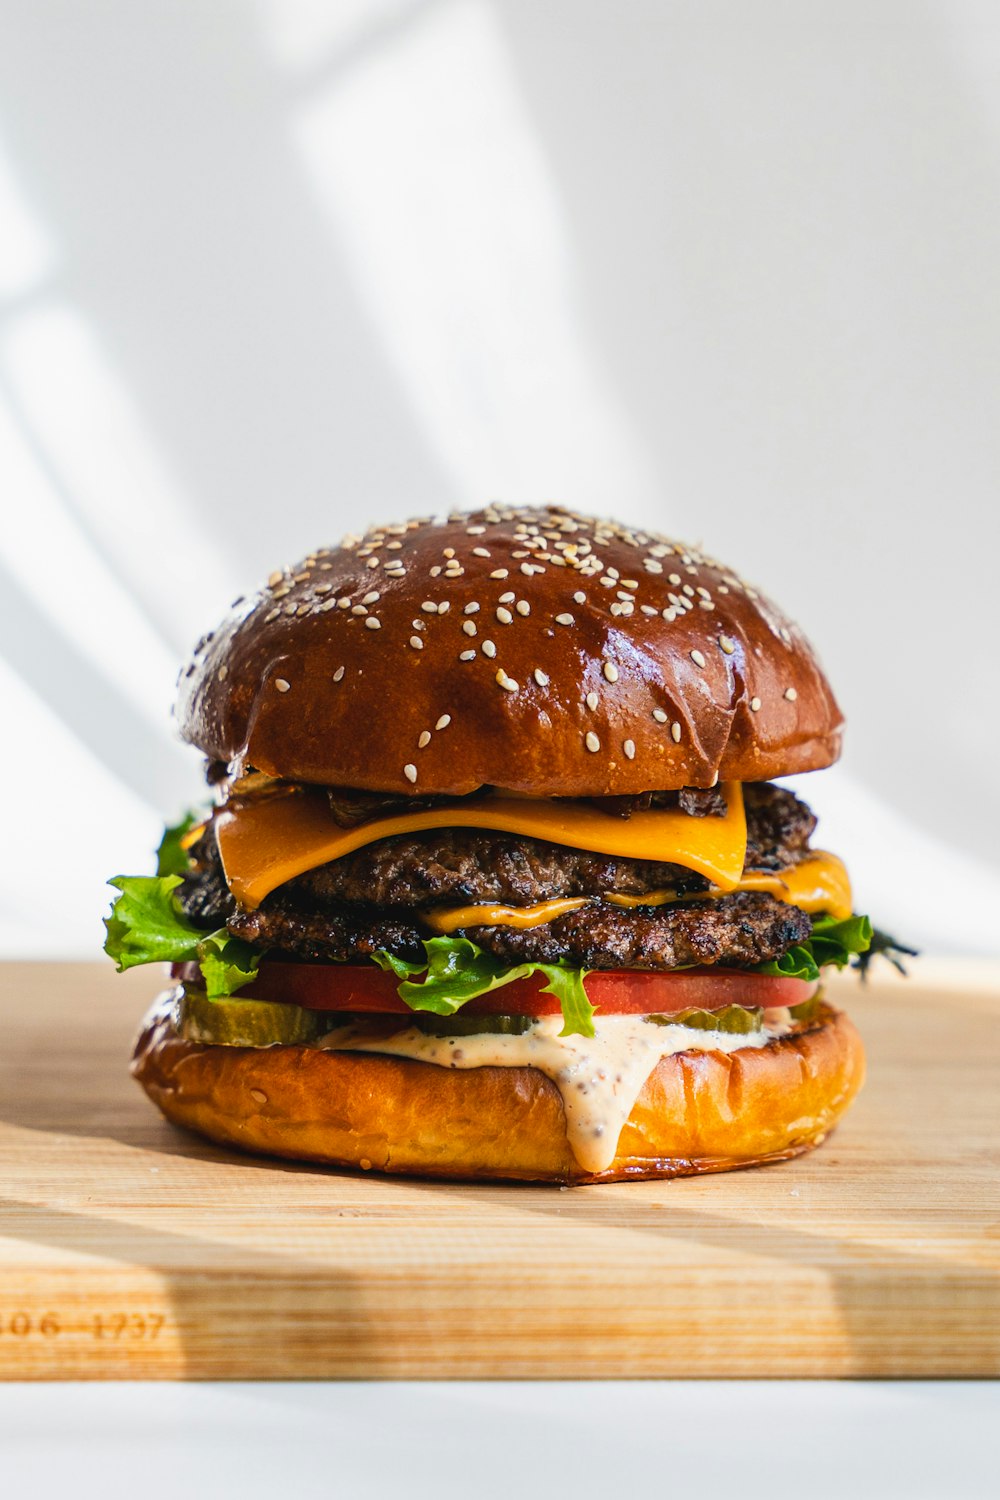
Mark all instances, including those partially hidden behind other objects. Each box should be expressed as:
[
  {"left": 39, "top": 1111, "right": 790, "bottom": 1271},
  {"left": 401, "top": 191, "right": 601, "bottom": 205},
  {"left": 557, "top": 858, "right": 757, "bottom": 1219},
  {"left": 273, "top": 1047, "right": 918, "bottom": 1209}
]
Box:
[
  {"left": 421, "top": 851, "right": 852, "bottom": 932},
  {"left": 216, "top": 782, "right": 748, "bottom": 910}
]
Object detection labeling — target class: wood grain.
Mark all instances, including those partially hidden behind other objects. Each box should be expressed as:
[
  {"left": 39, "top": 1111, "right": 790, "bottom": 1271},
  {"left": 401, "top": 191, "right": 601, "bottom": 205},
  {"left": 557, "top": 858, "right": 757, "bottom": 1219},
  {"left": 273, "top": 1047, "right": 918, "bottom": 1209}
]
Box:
[{"left": 1, "top": 959, "right": 998, "bottom": 1379}]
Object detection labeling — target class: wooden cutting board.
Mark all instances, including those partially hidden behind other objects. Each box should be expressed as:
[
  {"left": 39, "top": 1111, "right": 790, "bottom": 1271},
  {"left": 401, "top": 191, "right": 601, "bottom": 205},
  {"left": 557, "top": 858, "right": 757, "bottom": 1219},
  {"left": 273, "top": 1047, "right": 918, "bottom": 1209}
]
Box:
[{"left": 1, "top": 959, "right": 998, "bottom": 1379}]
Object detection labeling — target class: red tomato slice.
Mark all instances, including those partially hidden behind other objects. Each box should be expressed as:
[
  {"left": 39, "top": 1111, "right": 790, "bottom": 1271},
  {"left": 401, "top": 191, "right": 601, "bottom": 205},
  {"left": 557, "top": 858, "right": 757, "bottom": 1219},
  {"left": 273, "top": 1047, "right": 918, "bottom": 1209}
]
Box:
[{"left": 171, "top": 960, "right": 816, "bottom": 1016}]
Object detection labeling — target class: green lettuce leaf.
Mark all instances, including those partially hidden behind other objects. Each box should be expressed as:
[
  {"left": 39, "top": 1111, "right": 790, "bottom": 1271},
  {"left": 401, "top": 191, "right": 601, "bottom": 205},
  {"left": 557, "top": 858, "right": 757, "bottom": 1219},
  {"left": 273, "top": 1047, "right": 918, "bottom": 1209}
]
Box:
[
  {"left": 155, "top": 812, "right": 201, "bottom": 878},
  {"left": 374, "top": 936, "right": 596, "bottom": 1038},
  {"left": 757, "top": 912, "right": 874, "bottom": 983},
  {"left": 104, "top": 874, "right": 259, "bottom": 998}
]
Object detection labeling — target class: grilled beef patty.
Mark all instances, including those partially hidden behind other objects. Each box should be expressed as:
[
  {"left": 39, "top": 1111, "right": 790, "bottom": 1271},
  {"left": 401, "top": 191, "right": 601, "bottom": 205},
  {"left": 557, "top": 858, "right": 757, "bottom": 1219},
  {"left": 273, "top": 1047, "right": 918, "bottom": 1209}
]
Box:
[
  {"left": 183, "top": 782, "right": 814, "bottom": 917},
  {"left": 226, "top": 889, "right": 812, "bottom": 971},
  {"left": 178, "top": 781, "right": 816, "bottom": 971}
]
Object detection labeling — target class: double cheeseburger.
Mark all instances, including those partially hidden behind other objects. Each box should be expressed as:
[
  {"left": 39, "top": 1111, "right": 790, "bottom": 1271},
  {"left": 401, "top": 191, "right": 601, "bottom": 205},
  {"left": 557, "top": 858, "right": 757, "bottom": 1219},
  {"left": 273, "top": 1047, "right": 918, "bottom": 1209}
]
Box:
[{"left": 107, "top": 505, "right": 884, "bottom": 1183}]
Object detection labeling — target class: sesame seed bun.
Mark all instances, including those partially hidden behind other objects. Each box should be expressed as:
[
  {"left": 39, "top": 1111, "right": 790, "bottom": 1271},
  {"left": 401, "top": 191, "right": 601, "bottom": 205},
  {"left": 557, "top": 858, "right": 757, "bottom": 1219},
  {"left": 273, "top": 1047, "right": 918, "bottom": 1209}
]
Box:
[
  {"left": 177, "top": 505, "right": 842, "bottom": 796},
  {"left": 131, "top": 993, "right": 864, "bottom": 1184}
]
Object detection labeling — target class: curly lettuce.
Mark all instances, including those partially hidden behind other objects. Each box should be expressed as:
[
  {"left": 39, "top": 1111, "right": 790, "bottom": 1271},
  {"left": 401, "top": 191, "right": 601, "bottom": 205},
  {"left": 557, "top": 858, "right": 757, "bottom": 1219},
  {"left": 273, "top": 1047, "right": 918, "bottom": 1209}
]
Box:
[
  {"left": 104, "top": 873, "right": 259, "bottom": 999},
  {"left": 374, "top": 937, "right": 595, "bottom": 1038}
]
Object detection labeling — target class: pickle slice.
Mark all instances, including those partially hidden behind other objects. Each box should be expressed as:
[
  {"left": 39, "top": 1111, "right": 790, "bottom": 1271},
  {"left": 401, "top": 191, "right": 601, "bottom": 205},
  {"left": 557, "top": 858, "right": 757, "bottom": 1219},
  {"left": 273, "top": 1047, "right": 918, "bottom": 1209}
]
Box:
[
  {"left": 409, "top": 1013, "right": 536, "bottom": 1037},
  {"left": 644, "top": 1005, "right": 764, "bottom": 1034},
  {"left": 173, "top": 989, "right": 321, "bottom": 1048},
  {"left": 788, "top": 993, "right": 823, "bottom": 1023}
]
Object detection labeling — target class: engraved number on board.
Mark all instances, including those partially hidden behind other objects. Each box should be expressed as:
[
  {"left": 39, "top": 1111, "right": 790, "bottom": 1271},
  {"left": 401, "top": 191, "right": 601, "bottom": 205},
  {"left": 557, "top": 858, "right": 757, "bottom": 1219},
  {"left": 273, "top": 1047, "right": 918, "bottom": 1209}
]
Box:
[{"left": 1, "top": 1312, "right": 164, "bottom": 1339}]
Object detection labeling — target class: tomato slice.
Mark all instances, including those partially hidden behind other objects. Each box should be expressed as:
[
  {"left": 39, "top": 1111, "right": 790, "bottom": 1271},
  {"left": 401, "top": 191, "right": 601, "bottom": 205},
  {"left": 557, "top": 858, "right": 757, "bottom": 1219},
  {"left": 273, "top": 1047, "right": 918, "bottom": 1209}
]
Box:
[{"left": 171, "top": 960, "right": 816, "bottom": 1016}]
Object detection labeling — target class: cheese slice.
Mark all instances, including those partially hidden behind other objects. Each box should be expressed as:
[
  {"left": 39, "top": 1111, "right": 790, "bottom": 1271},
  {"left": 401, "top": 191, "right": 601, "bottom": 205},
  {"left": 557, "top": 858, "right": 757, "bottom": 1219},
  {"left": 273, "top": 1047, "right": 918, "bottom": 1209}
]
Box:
[
  {"left": 216, "top": 782, "right": 748, "bottom": 910},
  {"left": 606, "top": 851, "right": 852, "bottom": 921},
  {"left": 421, "top": 851, "right": 852, "bottom": 933},
  {"left": 424, "top": 897, "right": 591, "bottom": 934}
]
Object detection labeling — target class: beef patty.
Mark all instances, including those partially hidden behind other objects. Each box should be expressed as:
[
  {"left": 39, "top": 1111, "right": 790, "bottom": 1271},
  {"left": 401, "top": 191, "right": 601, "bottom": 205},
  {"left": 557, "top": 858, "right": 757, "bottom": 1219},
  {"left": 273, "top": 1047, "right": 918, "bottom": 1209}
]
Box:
[
  {"left": 184, "top": 781, "right": 814, "bottom": 918},
  {"left": 178, "top": 780, "right": 817, "bottom": 971},
  {"left": 226, "top": 890, "right": 812, "bottom": 971}
]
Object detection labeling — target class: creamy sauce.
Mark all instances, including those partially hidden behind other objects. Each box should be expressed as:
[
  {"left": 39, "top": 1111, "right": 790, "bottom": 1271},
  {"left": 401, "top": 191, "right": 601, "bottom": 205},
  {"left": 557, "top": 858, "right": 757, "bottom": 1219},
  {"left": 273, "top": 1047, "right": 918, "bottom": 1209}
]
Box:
[{"left": 314, "top": 1011, "right": 792, "bottom": 1175}]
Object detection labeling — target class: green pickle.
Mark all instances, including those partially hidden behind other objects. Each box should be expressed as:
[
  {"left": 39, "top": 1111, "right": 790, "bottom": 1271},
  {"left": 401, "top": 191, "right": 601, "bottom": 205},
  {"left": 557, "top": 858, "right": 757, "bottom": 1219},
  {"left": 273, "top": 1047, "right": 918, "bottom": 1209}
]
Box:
[
  {"left": 173, "top": 989, "right": 323, "bottom": 1048},
  {"left": 644, "top": 1004, "right": 764, "bottom": 1034},
  {"left": 410, "top": 1013, "right": 535, "bottom": 1037}
]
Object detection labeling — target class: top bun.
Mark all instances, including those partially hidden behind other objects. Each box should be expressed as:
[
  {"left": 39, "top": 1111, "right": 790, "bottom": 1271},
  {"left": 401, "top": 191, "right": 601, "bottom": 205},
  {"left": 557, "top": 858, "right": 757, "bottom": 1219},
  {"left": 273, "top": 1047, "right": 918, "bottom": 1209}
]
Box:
[{"left": 177, "top": 505, "right": 842, "bottom": 796}]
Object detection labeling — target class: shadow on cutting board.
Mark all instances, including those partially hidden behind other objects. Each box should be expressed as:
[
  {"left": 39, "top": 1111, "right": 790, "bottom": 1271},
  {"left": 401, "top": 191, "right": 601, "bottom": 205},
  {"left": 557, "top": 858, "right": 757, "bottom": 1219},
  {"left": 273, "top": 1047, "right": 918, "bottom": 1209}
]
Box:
[{"left": 2, "top": 964, "right": 999, "bottom": 1377}]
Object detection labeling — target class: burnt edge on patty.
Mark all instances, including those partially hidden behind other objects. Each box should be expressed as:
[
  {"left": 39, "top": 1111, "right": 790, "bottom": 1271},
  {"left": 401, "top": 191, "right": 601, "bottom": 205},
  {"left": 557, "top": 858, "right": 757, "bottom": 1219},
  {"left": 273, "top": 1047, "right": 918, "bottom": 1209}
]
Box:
[{"left": 178, "top": 781, "right": 817, "bottom": 971}]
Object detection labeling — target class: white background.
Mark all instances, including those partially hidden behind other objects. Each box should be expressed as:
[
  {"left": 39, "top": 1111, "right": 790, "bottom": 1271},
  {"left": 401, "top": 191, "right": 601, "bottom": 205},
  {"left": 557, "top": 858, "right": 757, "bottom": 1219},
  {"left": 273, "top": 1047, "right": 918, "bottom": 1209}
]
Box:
[{"left": 1, "top": 0, "right": 999, "bottom": 954}]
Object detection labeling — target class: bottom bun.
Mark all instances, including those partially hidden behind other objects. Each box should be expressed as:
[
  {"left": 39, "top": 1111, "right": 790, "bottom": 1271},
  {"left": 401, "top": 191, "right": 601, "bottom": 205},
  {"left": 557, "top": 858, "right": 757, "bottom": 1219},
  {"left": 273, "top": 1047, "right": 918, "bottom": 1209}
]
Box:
[{"left": 131, "top": 993, "right": 865, "bottom": 1184}]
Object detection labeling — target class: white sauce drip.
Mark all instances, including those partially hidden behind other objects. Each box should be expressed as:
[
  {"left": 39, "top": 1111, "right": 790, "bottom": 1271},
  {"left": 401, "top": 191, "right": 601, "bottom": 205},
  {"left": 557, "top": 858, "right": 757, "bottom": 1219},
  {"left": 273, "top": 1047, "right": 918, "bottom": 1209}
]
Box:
[{"left": 317, "top": 1008, "right": 795, "bottom": 1175}]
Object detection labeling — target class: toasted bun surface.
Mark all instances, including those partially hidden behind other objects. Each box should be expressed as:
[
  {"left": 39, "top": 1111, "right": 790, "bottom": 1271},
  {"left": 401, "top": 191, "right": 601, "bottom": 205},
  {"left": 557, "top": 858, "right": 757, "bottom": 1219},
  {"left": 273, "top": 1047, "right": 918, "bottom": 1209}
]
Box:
[
  {"left": 132, "top": 996, "right": 864, "bottom": 1184},
  {"left": 176, "top": 505, "right": 842, "bottom": 796}
]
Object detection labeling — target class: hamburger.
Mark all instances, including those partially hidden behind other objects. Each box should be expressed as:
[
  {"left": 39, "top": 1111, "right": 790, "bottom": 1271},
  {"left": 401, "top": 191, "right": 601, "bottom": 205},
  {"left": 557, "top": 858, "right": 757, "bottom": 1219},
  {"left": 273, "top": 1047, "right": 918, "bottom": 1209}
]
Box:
[{"left": 106, "top": 504, "right": 902, "bottom": 1183}]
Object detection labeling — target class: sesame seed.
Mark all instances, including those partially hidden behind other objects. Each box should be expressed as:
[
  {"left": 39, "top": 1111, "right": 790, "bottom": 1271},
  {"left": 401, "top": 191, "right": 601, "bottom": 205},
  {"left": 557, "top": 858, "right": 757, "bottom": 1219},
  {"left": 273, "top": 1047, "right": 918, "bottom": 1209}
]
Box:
[
  {"left": 464, "top": 602, "right": 480, "bottom": 614},
  {"left": 218, "top": 664, "right": 228, "bottom": 681},
  {"left": 462, "top": 620, "right": 477, "bottom": 636},
  {"left": 555, "top": 613, "right": 574, "bottom": 626},
  {"left": 268, "top": 571, "right": 283, "bottom": 587},
  {"left": 750, "top": 696, "right": 762, "bottom": 712},
  {"left": 533, "top": 668, "right": 549, "bottom": 687},
  {"left": 653, "top": 709, "right": 668, "bottom": 723},
  {"left": 320, "top": 598, "right": 336, "bottom": 611},
  {"left": 623, "top": 739, "right": 636, "bottom": 760},
  {"left": 366, "top": 557, "right": 380, "bottom": 569},
  {"left": 467, "top": 525, "right": 486, "bottom": 535},
  {"left": 586, "top": 692, "right": 599, "bottom": 710},
  {"left": 421, "top": 601, "right": 437, "bottom": 613},
  {"left": 516, "top": 600, "right": 530, "bottom": 616},
  {"left": 443, "top": 547, "right": 455, "bottom": 559},
  {"left": 338, "top": 597, "right": 351, "bottom": 608},
  {"left": 365, "top": 616, "right": 381, "bottom": 630},
  {"left": 459, "top": 649, "right": 477, "bottom": 661},
  {"left": 473, "top": 547, "right": 491, "bottom": 558},
  {"left": 573, "top": 591, "right": 586, "bottom": 604},
  {"left": 409, "top": 635, "right": 423, "bottom": 650},
  {"left": 496, "top": 607, "right": 513, "bottom": 624},
  {"left": 404, "top": 763, "right": 418, "bottom": 784},
  {"left": 690, "top": 649, "right": 707, "bottom": 668},
  {"left": 275, "top": 678, "right": 290, "bottom": 693},
  {"left": 363, "top": 591, "right": 381, "bottom": 604},
  {"left": 333, "top": 666, "right": 345, "bottom": 682},
  {"left": 482, "top": 639, "right": 497, "bottom": 658},
  {"left": 641, "top": 604, "right": 658, "bottom": 615},
  {"left": 263, "top": 608, "right": 280, "bottom": 623},
  {"left": 671, "top": 722, "right": 682, "bottom": 742},
  {"left": 438, "top": 601, "right": 450, "bottom": 614},
  {"left": 496, "top": 669, "right": 519, "bottom": 692},
  {"left": 430, "top": 565, "right": 442, "bottom": 577},
  {"left": 603, "top": 662, "right": 619, "bottom": 683},
  {"left": 585, "top": 732, "right": 601, "bottom": 752},
  {"left": 719, "top": 635, "right": 736, "bottom": 654},
  {"left": 436, "top": 714, "right": 451, "bottom": 730},
  {"left": 418, "top": 731, "right": 431, "bottom": 749},
  {"left": 499, "top": 590, "right": 516, "bottom": 603},
  {"left": 784, "top": 687, "right": 798, "bottom": 701},
  {"left": 490, "top": 569, "right": 509, "bottom": 579},
  {"left": 351, "top": 604, "right": 368, "bottom": 616}
]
